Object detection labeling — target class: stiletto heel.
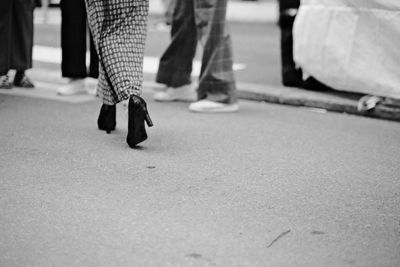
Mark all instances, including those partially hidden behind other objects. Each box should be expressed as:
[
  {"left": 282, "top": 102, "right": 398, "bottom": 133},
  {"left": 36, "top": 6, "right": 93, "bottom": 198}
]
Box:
[
  {"left": 142, "top": 103, "right": 153, "bottom": 127},
  {"left": 97, "top": 104, "right": 116, "bottom": 134},
  {"left": 145, "top": 113, "right": 153, "bottom": 127},
  {"left": 127, "top": 95, "right": 153, "bottom": 148}
]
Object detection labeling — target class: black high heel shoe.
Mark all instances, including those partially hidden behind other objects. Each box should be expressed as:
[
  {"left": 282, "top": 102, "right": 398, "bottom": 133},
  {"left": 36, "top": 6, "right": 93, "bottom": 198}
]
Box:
[
  {"left": 97, "top": 104, "right": 116, "bottom": 134},
  {"left": 127, "top": 95, "right": 153, "bottom": 148}
]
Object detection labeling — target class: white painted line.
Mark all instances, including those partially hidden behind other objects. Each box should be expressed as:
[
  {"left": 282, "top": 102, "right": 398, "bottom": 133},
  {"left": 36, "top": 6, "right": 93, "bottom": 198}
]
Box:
[
  {"left": 33, "top": 2, "right": 277, "bottom": 24},
  {"left": 306, "top": 107, "right": 328, "bottom": 114},
  {"left": 0, "top": 85, "right": 97, "bottom": 104},
  {"left": 33, "top": 45, "right": 246, "bottom": 75},
  {"left": 2, "top": 69, "right": 276, "bottom": 104},
  {"left": 3, "top": 45, "right": 248, "bottom": 103}
]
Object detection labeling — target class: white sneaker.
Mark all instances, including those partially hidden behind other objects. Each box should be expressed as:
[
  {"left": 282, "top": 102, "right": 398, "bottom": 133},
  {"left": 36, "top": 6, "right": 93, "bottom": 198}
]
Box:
[
  {"left": 83, "top": 78, "right": 98, "bottom": 96},
  {"left": 153, "top": 84, "right": 196, "bottom": 102},
  {"left": 153, "top": 84, "right": 168, "bottom": 92},
  {"left": 189, "top": 99, "right": 239, "bottom": 113},
  {"left": 57, "top": 78, "right": 97, "bottom": 96}
]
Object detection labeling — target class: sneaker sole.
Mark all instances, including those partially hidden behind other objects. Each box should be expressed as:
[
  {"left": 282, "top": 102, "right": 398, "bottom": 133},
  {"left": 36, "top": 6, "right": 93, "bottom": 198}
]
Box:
[
  {"left": 189, "top": 104, "right": 239, "bottom": 113},
  {"left": 154, "top": 94, "right": 196, "bottom": 102}
]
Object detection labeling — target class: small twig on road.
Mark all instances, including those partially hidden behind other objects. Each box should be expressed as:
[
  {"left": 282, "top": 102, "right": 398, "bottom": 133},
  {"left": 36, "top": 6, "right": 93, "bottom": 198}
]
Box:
[{"left": 267, "top": 230, "right": 291, "bottom": 248}]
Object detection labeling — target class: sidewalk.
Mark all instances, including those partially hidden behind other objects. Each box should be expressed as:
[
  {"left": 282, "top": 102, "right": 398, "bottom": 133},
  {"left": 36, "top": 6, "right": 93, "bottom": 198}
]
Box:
[{"left": 237, "top": 83, "right": 400, "bottom": 122}]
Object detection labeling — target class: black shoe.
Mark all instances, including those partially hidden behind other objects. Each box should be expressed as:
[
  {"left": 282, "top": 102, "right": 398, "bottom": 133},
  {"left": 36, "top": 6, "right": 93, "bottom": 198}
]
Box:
[
  {"left": 280, "top": 26, "right": 303, "bottom": 87},
  {"left": 127, "top": 95, "right": 153, "bottom": 148},
  {"left": 282, "top": 67, "right": 303, "bottom": 87},
  {"left": 302, "top": 77, "right": 332, "bottom": 92},
  {"left": 97, "top": 104, "right": 116, "bottom": 134},
  {"left": 13, "top": 73, "right": 35, "bottom": 88}
]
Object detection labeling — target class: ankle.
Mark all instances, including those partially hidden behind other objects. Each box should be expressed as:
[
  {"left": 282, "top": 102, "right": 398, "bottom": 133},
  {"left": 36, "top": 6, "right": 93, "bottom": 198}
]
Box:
[{"left": 15, "top": 70, "right": 25, "bottom": 77}]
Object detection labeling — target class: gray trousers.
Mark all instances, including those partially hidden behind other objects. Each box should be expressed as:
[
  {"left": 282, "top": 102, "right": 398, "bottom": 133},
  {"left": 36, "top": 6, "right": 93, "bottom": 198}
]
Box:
[
  {"left": 156, "top": 0, "right": 237, "bottom": 104},
  {"left": 0, "top": 0, "right": 34, "bottom": 74}
]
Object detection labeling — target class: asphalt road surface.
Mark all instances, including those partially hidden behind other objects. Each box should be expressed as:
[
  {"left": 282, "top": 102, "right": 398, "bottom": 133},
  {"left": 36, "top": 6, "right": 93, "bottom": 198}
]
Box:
[{"left": 0, "top": 91, "right": 399, "bottom": 266}]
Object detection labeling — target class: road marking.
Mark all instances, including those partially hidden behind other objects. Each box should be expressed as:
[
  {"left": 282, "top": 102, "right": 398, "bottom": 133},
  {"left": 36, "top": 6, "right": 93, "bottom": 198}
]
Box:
[
  {"left": 34, "top": 2, "right": 277, "bottom": 24},
  {"left": 1, "top": 45, "right": 248, "bottom": 103},
  {"left": 0, "top": 83, "right": 97, "bottom": 104},
  {"left": 32, "top": 45, "right": 246, "bottom": 75}
]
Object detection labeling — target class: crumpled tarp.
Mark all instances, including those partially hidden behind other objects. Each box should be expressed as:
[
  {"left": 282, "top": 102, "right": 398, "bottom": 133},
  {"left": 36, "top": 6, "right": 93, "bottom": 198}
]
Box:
[{"left": 293, "top": 0, "right": 400, "bottom": 99}]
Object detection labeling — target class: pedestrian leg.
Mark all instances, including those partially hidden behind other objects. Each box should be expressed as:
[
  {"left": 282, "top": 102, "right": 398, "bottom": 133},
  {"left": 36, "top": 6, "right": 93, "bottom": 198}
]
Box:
[
  {"left": 195, "top": 0, "right": 237, "bottom": 104},
  {"left": 0, "top": 0, "right": 12, "bottom": 88},
  {"left": 156, "top": 0, "right": 197, "bottom": 88},
  {"left": 85, "top": 0, "right": 153, "bottom": 147},
  {"left": 11, "top": 0, "right": 35, "bottom": 88},
  {"left": 85, "top": 0, "right": 149, "bottom": 104},
  {"left": 278, "top": 0, "right": 302, "bottom": 87}
]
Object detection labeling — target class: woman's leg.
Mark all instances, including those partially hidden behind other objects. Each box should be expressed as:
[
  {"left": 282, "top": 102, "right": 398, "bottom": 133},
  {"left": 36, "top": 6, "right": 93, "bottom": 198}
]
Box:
[
  {"left": 85, "top": 0, "right": 152, "bottom": 147},
  {"left": 85, "top": 0, "right": 149, "bottom": 105}
]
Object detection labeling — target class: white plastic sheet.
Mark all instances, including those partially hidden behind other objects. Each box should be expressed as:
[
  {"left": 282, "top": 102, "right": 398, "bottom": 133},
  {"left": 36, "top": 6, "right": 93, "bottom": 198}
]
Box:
[{"left": 293, "top": 0, "right": 400, "bottom": 99}]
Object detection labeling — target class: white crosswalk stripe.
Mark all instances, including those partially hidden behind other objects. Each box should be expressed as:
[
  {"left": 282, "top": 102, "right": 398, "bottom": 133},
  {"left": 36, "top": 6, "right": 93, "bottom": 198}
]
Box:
[
  {"left": 33, "top": 1, "right": 277, "bottom": 24},
  {"left": 0, "top": 45, "right": 246, "bottom": 103},
  {"left": 32, "top": 45, "right": 246, "bottom": 75}
]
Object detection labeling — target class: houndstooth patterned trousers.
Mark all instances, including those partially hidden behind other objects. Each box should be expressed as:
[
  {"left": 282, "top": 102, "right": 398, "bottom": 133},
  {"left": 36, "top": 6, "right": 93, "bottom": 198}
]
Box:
[{"left": 84, "top": 0, "right": 149, "bottom": 105}]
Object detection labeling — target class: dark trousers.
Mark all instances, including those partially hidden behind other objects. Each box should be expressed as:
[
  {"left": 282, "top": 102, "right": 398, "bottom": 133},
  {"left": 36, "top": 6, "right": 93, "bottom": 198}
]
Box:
[
  {"left": 60, "top": 0, "right": 98, "bottom": 78},
  {"left": 156, "top": 0, "right": 236, "bottom": 103},
  {"left": 278, "top": 0, "right": 302, "bottom": 86},
  {"left": 0, "top": 0, "right": 34, "bottom": 74}
]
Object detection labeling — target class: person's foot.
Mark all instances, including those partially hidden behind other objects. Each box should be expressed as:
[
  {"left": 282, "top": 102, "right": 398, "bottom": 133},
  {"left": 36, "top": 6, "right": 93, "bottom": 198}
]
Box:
[
  {"left": 57, "top": 78, "right": 97, "bottom": 96},
  {"left": 189, "top": 99, "right": 239, "bottom": 113},
  {"left": 97, "top": 104, "right": 116, "bottom": 134},
  {"left": 127, "top": 95, "right": 153, "bottom": 148},
  {"left": 302, "top": 77, "right": 332, "bottom": 92},
  {"left": 13, "top": 73, "right": 34, "bottom": 88},
  {"left": 0, "top": 75, "right": 12, "bottom": 89},
  {"left": 282, "top": 68, "right": 303, "bottom": 87},
  {"left": 153, "top": 84, "right": 196, "bottom": 102}
]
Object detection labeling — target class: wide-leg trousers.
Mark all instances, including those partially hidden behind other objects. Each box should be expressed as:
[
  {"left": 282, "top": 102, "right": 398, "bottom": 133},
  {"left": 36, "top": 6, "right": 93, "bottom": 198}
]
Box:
[
  {"left": 60, "top": 0, "right": 98, "bottom": 79},
  {"left": 156, "top": 0, "right": 237, "bottom": 104},
  {"left": 84, "top": 0, "right": 149, "bottom": 105},
  {"left": 0, "top": 0, "right": 34, "bottom": 74},
  {"left": 278, "top": 0, "right": 302, "bottom": 86}
]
